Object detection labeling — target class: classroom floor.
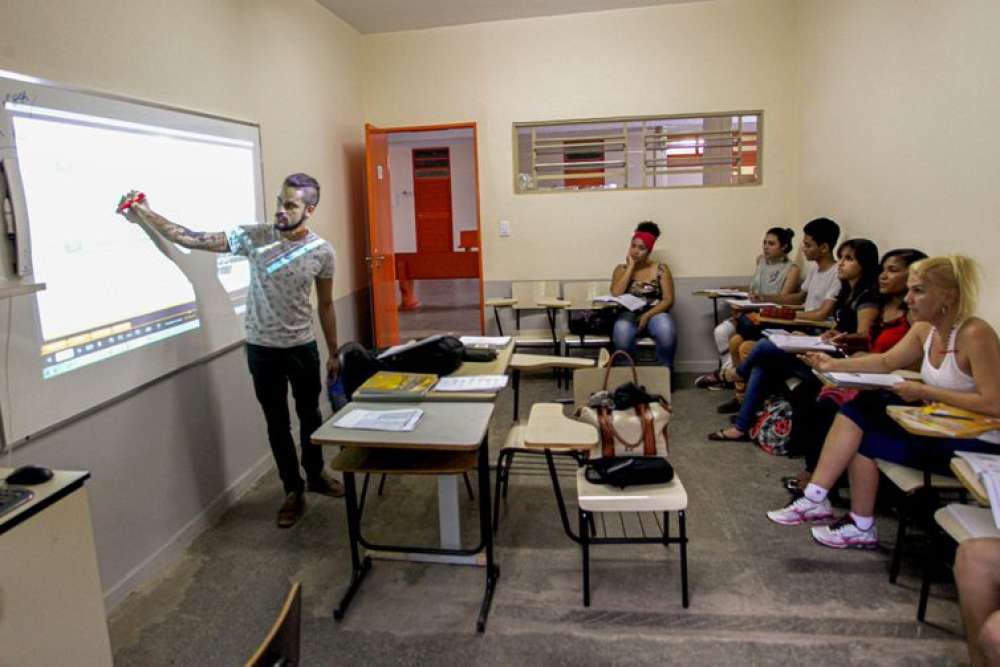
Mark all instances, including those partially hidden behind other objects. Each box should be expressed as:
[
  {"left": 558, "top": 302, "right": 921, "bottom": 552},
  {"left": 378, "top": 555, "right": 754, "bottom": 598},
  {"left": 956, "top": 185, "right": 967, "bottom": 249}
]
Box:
[
  {"left": 397, "top": 278, "right": 483, "bottom": 340},
  {"left": 109, "top": 374, "right": 969, "bottom": 666}
]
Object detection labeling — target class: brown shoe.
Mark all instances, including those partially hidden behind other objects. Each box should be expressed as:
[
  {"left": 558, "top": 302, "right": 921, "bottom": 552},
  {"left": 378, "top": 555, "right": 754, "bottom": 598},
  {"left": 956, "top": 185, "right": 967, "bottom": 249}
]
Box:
[
  {"left": 307, "top": 469, "right": 345, "bottom": 498},
  {"left": 277, "top": 492, "right": 305, "bottom": 529}
]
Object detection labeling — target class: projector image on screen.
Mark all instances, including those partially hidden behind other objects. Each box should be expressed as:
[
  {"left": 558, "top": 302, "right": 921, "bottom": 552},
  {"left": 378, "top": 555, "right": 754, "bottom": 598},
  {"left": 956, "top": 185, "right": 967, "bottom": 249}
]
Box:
[{"left": 11, "top": 109, "right": 255, "bottom": 379}]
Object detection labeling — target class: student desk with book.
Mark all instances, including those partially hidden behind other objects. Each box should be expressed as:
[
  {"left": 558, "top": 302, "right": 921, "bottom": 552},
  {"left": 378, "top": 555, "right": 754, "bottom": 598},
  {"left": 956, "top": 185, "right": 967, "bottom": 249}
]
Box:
[
  {"left": 355, "top": 340, "right": 514, "bottom": 404},
  {"left": 312, "top": 401, "right": 499, "bottom": 632}
]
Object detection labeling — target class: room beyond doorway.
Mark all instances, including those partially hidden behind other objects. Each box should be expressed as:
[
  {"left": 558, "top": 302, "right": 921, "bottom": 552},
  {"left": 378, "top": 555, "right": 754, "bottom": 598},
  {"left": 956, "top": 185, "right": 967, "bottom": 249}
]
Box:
[{"left": 384, "top": 126, "right": 484, "bottom": 342}]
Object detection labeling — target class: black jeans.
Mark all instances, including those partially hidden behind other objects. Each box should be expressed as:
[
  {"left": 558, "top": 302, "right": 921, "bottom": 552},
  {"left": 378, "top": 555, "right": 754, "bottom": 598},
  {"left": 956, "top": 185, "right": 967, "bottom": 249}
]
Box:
[{"left": 246, "top": 342, "right": 324, "bottom": 494}]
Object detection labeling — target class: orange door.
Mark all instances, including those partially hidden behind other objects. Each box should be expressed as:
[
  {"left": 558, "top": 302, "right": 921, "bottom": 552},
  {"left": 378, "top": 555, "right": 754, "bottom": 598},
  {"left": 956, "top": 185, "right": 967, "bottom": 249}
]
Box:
[
  {"left": 364, "top": 124, "right": 399, "bottom": 348},
  {"left": 412, "top": 148, "right": 453, "bottom": 253}
]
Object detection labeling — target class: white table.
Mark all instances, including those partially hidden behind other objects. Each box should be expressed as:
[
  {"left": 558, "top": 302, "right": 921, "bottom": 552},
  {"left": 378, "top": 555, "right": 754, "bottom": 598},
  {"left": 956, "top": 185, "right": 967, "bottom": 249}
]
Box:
[{"left": 312, "top": 401, "right": 499, "bottom": 631}]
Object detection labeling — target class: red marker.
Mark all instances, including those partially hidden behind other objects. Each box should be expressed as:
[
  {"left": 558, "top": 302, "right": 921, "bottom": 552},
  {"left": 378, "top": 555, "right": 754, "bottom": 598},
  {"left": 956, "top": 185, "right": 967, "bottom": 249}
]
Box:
[{"left": 117, "top": 192, "right": 146, "bottom": 214}]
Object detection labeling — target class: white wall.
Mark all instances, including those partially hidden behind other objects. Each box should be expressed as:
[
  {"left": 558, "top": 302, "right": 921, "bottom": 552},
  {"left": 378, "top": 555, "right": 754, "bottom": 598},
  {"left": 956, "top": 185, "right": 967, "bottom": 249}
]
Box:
[
  {"left": 0, "top": 0, "right": 366, "bottom": 609},
  {"left": 795, "top": 0, "right": 1000, "bottom": 325},
  {"left": 388, "top": 134, "right": 478, "bottom": 253},
  {"left": 363, "top": 0, "right": 801, "bottom": 280}
]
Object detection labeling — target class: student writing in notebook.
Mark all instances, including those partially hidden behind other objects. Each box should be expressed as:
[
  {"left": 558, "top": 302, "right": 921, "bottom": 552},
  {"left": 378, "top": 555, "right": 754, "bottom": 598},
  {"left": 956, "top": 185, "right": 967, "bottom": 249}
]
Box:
[
  {"left": 707, "top": 238, "right": 880, "bottom": 441},
  {"left": 767, "top": 256, "right": 1000, "bottom": 549},
  {"left": 695, "top": 227, "right": 800, "bottom": 389},
  {"left": 713, "top": 217, "right": 842, "bottom": 413}
]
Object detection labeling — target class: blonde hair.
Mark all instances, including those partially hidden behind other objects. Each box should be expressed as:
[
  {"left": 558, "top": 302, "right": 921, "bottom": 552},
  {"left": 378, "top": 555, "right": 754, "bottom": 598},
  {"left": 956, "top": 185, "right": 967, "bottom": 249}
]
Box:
[{"left": 910, "top": 255, "right": 981, "bottom": 322}]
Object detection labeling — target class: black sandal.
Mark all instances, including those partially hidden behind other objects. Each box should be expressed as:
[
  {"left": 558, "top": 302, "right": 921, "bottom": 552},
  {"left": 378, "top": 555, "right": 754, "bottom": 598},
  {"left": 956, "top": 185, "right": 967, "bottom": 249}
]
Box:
[{"left": 707, "top": 428, "right": 751, "bottom": 442}]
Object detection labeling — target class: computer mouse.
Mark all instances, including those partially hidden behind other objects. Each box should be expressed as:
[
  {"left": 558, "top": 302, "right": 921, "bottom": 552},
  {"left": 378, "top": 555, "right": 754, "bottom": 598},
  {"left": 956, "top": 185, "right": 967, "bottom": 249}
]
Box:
[{"left": 5, "top": 464, "right": 54, "bottom": 486}]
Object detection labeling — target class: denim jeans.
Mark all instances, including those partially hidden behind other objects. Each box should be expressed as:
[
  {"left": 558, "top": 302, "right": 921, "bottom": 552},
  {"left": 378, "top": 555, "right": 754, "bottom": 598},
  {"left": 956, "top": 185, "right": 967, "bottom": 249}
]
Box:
[
  {"left": 612, "top": 311, "right": 677, "bottom": 369},
  {"left": 733, "top": 338, "right": 812, "bottom": 432},
  {"left": 246, "top": 341, "right": 324, "bottom": 494}
]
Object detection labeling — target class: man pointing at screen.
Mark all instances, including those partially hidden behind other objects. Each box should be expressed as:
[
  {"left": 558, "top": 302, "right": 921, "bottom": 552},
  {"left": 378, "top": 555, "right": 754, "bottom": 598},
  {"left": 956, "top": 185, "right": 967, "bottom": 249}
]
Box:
[{"left": 117, "top": 173, "right": 344, "bottom": 528}]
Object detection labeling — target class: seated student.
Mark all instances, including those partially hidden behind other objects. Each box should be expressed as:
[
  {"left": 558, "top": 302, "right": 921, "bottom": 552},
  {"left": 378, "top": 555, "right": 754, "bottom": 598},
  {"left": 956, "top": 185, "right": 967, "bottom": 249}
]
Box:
[
  {"left": 696, "top": 227, "right": 800, "bottom": 388},
  {"left": 956, "top": 538, "right": 1000, "bottom": 667},
  {"left": 767, "top": 255, "right": 1000, "bottom": 549},
  {"left": 716, "top": 217, "right": 842, "bottom": 413},
  {"left": 610, "top": 221, "right": 677, "bottom": 370},
  {"left": 783, "top": 248, "right": 927, "bottom": 494},
  {"left": 707, "top": 238, "right": 880, "bottom": 441}
]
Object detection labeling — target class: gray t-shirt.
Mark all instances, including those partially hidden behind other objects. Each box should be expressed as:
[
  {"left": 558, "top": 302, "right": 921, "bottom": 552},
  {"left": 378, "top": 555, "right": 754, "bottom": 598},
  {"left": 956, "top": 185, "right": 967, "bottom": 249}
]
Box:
[
  {"left": 802, "top": 262, "right": 841, "bottom": 311},
  {"left": 227, "top": 224, "right": 335, "bottom": 348},
  {"left": 749, "top": 256, "right": 795, "bottom": 296}
]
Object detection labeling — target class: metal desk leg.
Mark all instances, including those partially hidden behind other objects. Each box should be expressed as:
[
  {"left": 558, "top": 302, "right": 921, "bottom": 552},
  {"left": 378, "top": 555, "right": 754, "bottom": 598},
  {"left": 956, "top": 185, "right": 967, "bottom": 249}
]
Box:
[
  {"left": 512, "top": 369, "right": 521, "bottom": 422},
  {"left": 438, "top": 475, "right": 461, "bottom": 550},
  {"left": 493, "top": 307, "right": 504, "bottom": 336},
  {"left": 679, "top": 510, "right": 689, "bottom": 609},
  {"left": 334, "top": 471, "right": 371, "bottom": 620},
  {"left": 476, "top": 435, "right": 499, "bottom": 632}
]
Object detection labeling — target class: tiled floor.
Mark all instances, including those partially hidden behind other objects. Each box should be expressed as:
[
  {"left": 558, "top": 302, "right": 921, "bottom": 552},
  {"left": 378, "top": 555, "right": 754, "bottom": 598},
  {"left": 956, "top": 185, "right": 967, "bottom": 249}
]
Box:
[
  {"left": 398, "top": 278, "right": 483, "bottom": 340},
  {"left": 109, "top": 374, "right": 970, "bottom": 665}
]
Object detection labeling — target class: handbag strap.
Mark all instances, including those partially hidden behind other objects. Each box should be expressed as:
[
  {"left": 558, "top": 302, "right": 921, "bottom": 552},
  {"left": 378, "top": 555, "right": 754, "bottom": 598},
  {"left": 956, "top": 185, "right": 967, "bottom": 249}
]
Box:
[
  {"left": 601, "top": 350, "right": 639, "bottom": 389},
  {"left": 637, "top": 403, "right": 656, "bottom": 456}
]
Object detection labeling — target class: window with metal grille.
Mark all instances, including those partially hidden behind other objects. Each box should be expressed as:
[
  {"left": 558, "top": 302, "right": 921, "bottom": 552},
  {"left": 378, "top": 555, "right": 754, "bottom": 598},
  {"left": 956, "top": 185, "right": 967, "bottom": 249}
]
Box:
[{"left": 514, "top": 112, "right": 760, "bottom": 193}]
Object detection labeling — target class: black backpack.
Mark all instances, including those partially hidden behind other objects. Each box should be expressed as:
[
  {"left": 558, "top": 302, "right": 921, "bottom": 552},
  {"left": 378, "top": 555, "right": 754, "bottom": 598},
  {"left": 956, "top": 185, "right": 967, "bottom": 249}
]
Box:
[{"left": 379, "top": 334, "right": 465, "bottom": 377}]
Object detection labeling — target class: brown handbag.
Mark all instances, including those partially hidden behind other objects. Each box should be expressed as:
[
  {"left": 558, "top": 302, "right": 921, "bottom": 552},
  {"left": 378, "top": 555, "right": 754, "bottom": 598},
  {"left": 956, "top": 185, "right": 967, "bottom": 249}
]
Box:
[{"left": 575, "top": 351, "right": 671, "bottom": 458}]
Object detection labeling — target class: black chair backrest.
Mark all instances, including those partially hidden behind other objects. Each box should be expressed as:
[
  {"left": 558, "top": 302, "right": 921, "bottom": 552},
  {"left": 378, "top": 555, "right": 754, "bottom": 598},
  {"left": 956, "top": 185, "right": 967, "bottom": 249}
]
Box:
[
  {"left": 245, "top": 581, "right": 301, "bottom": 667},
  {"left": 337, "top": 342, "right": 383, "bottom": 400}
]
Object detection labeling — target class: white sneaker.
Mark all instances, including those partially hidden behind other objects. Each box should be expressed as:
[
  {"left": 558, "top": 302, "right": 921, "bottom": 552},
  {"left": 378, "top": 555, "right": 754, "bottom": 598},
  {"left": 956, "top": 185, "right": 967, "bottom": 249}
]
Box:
[
  {"left": 811, "top": 516, "right": 878, "bottom": 550},
  {"left": 766, "top": 496, "right": 834, "bottom": 526}
]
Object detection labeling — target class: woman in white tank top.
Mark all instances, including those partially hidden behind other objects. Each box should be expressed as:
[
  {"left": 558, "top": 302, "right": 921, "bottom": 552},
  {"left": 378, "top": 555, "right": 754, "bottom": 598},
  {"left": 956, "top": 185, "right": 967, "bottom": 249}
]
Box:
[{"left": 766, "top": 256, "right": 1000, "bottom": 554}]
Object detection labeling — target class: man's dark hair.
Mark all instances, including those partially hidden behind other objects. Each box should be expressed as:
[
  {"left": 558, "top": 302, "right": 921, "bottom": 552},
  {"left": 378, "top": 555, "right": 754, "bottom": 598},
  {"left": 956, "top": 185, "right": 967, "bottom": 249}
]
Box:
[
  {"left": 802, "top": 217, "right": 840, "bottom": 250},
  {"left": 635, "top": 220, "right": 661, "bottom": 238},
  {"left": 283, "top": 172, "right": 320, "bottom": 207}
]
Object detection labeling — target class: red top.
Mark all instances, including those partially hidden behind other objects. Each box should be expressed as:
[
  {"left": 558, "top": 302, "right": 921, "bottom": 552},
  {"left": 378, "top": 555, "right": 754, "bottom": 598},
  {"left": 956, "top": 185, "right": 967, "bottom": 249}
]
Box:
[{"left": 869, "top": 314, "right": 910, "bottom": 354}]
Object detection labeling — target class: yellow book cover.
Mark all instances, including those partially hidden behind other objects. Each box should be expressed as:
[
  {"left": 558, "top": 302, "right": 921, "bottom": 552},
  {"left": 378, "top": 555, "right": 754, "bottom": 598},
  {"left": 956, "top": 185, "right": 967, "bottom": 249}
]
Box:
[
  {"left": 887, "top": 403, "right": 1000, "bottom": 438},
  {"left": 356, "top": 371, "right": 438, "bottom": 396}
]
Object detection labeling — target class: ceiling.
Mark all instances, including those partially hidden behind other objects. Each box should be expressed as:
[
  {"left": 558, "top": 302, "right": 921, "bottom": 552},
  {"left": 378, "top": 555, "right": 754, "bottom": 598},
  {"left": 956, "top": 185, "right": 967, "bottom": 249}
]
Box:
[{"left": 316, "top": 0, "right": 703, "bottom": 34}]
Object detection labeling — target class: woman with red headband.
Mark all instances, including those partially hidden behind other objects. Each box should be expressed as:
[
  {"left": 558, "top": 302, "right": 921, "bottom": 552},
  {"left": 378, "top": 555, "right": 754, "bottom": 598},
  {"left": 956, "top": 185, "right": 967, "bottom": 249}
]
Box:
[{"left": 609, "top": 221, "right": 677, "bottom": 369}]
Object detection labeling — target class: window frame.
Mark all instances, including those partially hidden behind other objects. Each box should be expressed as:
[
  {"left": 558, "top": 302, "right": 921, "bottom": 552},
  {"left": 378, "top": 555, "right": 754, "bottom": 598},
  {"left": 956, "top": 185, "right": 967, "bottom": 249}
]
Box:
[{"left": 512, "top": 110, "right": 763, "bottom": 195}]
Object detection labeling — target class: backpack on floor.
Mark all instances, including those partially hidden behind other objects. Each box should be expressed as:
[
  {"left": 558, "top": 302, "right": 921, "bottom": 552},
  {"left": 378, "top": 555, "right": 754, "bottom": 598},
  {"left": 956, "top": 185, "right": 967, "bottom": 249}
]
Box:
[{"left": 750, "top": 395, "right": 793, "bottom": 456}]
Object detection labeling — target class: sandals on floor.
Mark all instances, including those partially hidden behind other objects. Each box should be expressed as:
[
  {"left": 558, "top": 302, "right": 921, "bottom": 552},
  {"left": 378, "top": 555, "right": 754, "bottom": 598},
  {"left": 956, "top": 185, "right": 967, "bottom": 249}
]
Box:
[{"left": 707, "top": 428, "right": 751, "bottom": 442}]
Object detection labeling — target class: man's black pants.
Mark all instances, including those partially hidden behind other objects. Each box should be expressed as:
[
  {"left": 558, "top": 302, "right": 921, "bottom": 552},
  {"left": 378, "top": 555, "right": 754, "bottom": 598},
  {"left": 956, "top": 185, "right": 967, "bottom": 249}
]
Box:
[{"left": 247, "top": 342, "right": 324, "bottom": 494}]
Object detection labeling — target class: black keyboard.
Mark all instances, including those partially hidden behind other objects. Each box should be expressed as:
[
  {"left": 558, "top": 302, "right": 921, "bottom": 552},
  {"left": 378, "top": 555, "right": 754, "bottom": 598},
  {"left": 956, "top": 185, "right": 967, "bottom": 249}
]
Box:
[{"left": 0, "top": 486, "right": 33, "bottom": 518}]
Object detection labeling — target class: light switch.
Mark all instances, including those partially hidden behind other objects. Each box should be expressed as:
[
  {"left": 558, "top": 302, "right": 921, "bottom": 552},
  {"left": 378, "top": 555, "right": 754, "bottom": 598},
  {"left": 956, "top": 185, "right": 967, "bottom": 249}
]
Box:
[{"left": 499, "top": 220, "right": 510, "bottom": 237}]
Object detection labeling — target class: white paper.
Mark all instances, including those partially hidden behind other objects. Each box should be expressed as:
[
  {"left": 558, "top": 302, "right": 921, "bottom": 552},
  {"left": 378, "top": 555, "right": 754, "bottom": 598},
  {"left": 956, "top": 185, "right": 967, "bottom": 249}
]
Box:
[
  {"left": 725, "top": 299, "right": 781, "bottom": 309},
  {"left": 700, "top": 289, "right": 749, "bottom": 298},
  {"left": 825, "top": 372, "right": 904, "bottom": 388},
  {"left": 592, "top": 294, "right": 646, "bottom": 312},
  {"left": 956, "top": 451, "right": 1000, "bottom": 478},
  {"left": 433, "top": 375, "right": 509, "bottom": 392},
  {"left": 334, "top": 408, "right": 423, "bottom": 432},
  {"left": 947, "top": 503, "right": 1000, "bottom": 536},
  {"left": 765, "top": 333, "right": 838, "bottom": 353},
  {"left": 459, "top": 336, "right": 511, "bottom": 348},
  {"left": 986, "top": 475, "right": 1000, "bottom": 530}
]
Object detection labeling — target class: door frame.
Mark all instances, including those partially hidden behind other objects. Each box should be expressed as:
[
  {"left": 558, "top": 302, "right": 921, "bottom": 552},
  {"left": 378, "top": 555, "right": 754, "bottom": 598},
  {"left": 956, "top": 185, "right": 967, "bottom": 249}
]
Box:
[{"left": 366, "top": 122, "right": 485, "bottom": 337}]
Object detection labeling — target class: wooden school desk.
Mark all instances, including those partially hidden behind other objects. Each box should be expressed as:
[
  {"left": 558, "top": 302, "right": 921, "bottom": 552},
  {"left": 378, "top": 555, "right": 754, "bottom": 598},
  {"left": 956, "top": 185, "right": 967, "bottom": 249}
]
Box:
[{"left": 312, "top": 401, "right": 499, "bottom": 632}]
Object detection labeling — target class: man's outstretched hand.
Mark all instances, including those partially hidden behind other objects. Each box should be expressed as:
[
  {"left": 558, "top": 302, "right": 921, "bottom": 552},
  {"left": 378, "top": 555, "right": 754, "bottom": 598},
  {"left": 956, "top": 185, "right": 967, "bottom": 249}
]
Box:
[{"left": 116, "top": 190, "right": 150, "bottom": 224}]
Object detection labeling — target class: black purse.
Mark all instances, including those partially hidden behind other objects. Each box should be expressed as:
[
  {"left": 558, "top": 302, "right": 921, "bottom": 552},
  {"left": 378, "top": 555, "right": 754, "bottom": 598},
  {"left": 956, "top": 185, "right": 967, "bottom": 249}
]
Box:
[{"left": 584, "top": 456, "right": 674, "bottom": 489}]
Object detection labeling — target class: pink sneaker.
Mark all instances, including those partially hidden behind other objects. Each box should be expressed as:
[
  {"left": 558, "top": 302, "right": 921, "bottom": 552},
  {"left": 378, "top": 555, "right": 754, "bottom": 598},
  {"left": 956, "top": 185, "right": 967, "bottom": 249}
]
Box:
[
  {"left": 766, "top": 496, "right": 834, "bottom": 526},
  {"left": 811, "top": 516, "right": 878, "bottom": 550}
]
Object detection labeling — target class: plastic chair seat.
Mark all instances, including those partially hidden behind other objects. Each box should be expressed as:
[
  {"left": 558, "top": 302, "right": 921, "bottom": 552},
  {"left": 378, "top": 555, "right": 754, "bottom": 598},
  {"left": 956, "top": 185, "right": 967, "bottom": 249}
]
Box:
[
  {"left": 577, "top": 469, "right": 687, "bottom": 513},
  {"left": 877, "top": 459, "right": 965, "bottom": 494}
]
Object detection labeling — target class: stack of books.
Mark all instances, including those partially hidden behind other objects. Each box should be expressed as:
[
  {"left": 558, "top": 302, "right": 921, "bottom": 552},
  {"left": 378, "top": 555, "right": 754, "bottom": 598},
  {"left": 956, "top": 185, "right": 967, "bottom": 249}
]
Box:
[{"left": 352, "top": 371, "right": 438, "bottom": 400}]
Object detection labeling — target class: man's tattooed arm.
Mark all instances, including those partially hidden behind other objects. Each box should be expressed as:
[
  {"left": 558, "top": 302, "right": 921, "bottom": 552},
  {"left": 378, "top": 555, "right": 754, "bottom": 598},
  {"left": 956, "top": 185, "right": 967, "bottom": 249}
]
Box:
[{"left": 128, "top": 203, "right": 230, "bottom": 253}]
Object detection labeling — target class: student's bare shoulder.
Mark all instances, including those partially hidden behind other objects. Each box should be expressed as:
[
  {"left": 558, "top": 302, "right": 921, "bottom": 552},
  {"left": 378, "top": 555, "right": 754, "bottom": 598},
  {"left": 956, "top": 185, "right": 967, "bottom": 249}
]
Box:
[{"left": 960, "top": 317, "right": 1000, "bottom": 342}]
